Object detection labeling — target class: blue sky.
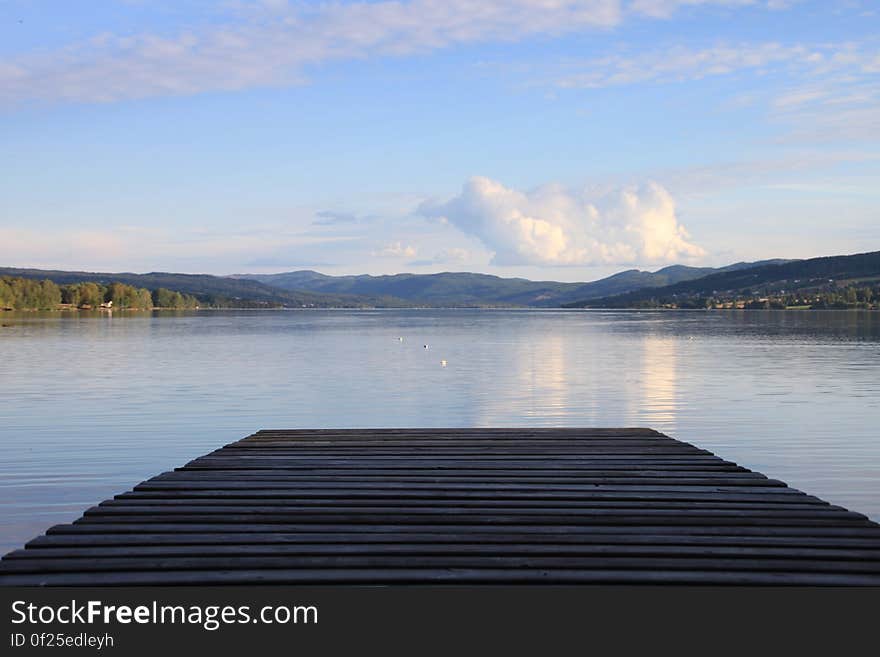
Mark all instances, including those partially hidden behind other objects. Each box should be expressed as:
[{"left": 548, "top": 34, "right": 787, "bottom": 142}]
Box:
[{"left": 1, "top": 0, "right": 878, "bottom": 281}]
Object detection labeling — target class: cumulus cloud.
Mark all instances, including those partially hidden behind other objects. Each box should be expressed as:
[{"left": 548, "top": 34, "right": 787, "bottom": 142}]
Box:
[
  {"left": 0, "top": 0, "right": 798, "bottom": 105},
  {"left": 373, "top": 241, "right": 418, "bottom": 258},
  {"left": 418, "top": 177, "right": 704, "bottom": 266}
]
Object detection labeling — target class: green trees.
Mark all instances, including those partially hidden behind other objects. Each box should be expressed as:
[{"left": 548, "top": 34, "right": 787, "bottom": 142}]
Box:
[
  {"left": 151, "top": 287, "right": 199, "bottom": 309},
  {"left": 0, "top": 278, "right": 13, "bottom": 309},
  {"left": 153, "top": 287, "right": 178, "bottom": 308},
  {"left": 61, "top": 282, "right": 107, "bottom": 307},
  {"left": 806, "top": 286, "right": 880, "bottom": 309},
  {"left": 0, "top": 277, "right": 61, "bottom": 310},
  {"left": 1, "top": 277, "right": 200, "bottom": 310},
  {"left": 104, "top": 282, "right": 154, "bottom": 309},
  {"left": 589, "top": 281, "right": 880, "bottom": 310},
  {"left": 42, "top": 280, "right": 61, "bottom": 308},
  {"left": 107, "top": 282, "right": 133, "bottom": 308},
  {"left": 136, "top": 288, "right": 153, "bottom": 309}
]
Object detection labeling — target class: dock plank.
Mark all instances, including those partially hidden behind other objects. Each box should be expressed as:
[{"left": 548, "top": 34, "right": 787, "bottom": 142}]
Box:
[{"left": 3, "top": 427, "right": 879, "bottom": 585}]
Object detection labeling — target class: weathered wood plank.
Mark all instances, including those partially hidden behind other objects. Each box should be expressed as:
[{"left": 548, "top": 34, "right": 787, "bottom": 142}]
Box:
[
  {"left": 7, "top": 544, "right": 880, "bottom": 562},
  {"left": 202, "top": 443, "right": 703, "bottom": 448},
  {"left": 235, "top": 444, "right": 695, "bottom": 450},
  {"left": 4, "top": 554, "right": 880, "bottom": 575},
  {"left": 134, "top": 479, "right": 804, "bottom": 496},
  {"left": 180, "top": 463, "right": 749, "bottom": 471},
  {"left": 42, "top": 521, "right": 880, "bottom": 537},
  {"left": 186, "top": 455, "right": 726, "bottom": 462},
  {"left": 181, "top": 462, "right": 739, "bottom": 473},
  {"left": 249, "top": 428, "right": 664, "bottom": 437},
  {"left": 157, "top": 469, "right": 763, "bottom": 479},
  {"left": 72, "top": 513, "right": 873, "bottom": 528},
  {"left": 111, "top": 490, "right": 832, "bottom": 511},
  {"left": 3, "top": 569, "right": 878, "bottom": 586},
  {"left": 26, "top": 531, "right": 880, "bottom": 550},
  {"left": 85, "top": 503, "right": 859, "bottom": 518}
]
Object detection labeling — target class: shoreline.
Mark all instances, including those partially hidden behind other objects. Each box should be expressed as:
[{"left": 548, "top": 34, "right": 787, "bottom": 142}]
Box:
[{"left": 2, "top": 305, "right": 880, "bottom": 313}]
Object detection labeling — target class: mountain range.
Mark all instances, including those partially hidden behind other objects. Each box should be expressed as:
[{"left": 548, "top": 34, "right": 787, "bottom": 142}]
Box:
[
  {"left": 0, "top": 267, "right": 406, "bottom": 308},
  {"left": 9, "top": 253, "right": 878, "bottom": 309},
  {"left": 564, "top": 250, "right": 880, "bottom": 308},
  {"left": 235, "top": 260, "right": 790, "bottom": 307}
]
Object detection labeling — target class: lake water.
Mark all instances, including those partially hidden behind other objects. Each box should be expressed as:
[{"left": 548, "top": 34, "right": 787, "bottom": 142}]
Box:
[{"left": 1, "top": 309, "right": 879, "bottom": 554}]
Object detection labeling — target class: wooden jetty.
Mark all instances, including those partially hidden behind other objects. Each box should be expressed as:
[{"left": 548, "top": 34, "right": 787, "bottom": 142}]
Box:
[{"left": 2, "top": 428, "right": 880, "bottom": 585}]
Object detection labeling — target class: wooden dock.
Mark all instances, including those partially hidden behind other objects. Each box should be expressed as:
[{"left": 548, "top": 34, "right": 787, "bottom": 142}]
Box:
[{"left": 2, "top": 428, "right": 880, "bottom": 585}]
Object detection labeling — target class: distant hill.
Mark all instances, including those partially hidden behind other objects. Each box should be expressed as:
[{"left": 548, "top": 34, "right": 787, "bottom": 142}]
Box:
[
  {"left": 0, "top": 267, "right": 411, "bottom": 308},
  {"left": 1, "top": 257, "right": 794, "bottom": 309},
  {"left": 237, "top": 260, "right": 787, "bottom": 307},
  {"left": 564, "top": 251, "right": 880, "bottom": 308}
]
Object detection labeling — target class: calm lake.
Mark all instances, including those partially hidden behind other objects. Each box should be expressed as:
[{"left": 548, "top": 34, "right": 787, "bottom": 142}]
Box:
[{"left": 1, "top": 309, "right": 879, "bottom": 554}]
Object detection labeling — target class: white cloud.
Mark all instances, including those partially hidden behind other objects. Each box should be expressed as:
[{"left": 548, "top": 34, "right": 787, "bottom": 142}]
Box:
[
  {"left": 433, "top": 247, "right": 471, "bottom": 263},
  {"left": 627, "top": 0, "right": 791, "bottom": 19},
  {"left": 774, "top": 96, "right": 880, "bottom": 143},
  {"left": 759, "top": 48, "right": 880, "bottom": 143},
  {"left": 0, "top": 1, "right": 620, "bottom": 104},
  {"left": 259, "top": 0, "right": 290, "bottom": 11},
  {"left": 373, "top": 241, "right": 418, "bottom": 258},
  {"left": 0, "top": 0, "right": 800, "bottom": 105},
  {"left": 539, "top": 39, "right": 880, "bottom": 144},
  {"left": 645, "top": 150, "right": 880, "bottom": 198},
  {"left": 0, "top": 224, "right": 355, "bottom": 273},
  {"left": 418, "top": 176, "right": 705, "bottom": 266},
  {"left": 552, "top": 42, "right": 878, "bottom": 89}
]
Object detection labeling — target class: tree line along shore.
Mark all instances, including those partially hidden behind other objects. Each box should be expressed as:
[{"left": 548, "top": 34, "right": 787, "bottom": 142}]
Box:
[
  {"left": 0, "top": 276, "right": 199, "bottom": 311},
  {"left": 590, "top": 284, "right": 880, "bottom": 310},
  {"left": 3, "top": 274, "right": 879, "bottom": 312}
]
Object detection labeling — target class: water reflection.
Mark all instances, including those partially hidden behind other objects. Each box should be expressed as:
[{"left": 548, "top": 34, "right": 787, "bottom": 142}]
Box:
[
  {"left": 465, "top": 321, "right": 679, "bottom": 430},
  {"left": 1, "top": 309, "right": 879, "bottom": 554},
  {"left": 476, "top": 333, "right": 571, "bottom": 425},
  {"left": 637, "top": 333, "right": 678, "bottom": 430}
]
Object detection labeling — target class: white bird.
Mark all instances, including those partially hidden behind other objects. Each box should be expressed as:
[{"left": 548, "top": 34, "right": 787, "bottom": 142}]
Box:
[
  {"left": 423, "top": 344, "right": 428, "bottom": 349},
  {"left": 440, "top": 360, "right": 447, "bottom": 367}
]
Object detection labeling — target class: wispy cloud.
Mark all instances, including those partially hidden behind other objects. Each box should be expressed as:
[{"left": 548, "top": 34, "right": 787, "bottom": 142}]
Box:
[
  {"left": 419, "top": 176, "right": 705, "bottom": 266},
  {"left": 1, "top": 1, "right": 797, "bottom": 105},
  {"left": 551, "top": 41, "right": 880, "bottom": 89},
  {"left": 767, "top": 77, "right": 880, "bottom": 143},
  {"left": 645, "top": 150, "right": 880, "bottom": 197},
  {"left": 243, "top": 255, "right": 338, "bottom": 268},
  {"left": 0, "top": 224, "right": 355, "bottom": 272},
  {"left": 373, "top": 241, "right": 418, "bottom": 259},
  {"left": 408, "top": 248, "right": 472, "bottom": 267},
  {"left": 628, "top": 0, "right": 795, "bottom": 19},
  {"left": 527, "top": 38, "right": 880, "bottom": 145},
  {"left": 312, "top": 210, "right": 360, "bottom": 226}
]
